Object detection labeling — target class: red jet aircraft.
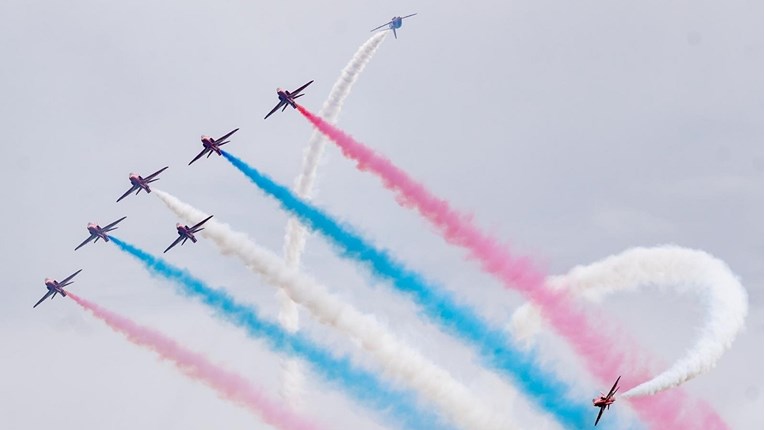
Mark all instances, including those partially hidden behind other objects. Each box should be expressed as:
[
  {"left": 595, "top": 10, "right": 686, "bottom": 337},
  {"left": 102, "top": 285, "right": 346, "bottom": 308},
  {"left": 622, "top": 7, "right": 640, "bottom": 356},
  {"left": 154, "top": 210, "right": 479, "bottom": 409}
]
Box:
[
  {"left": 593, "top": 376, "right": 620, "bottom": 426},
  {"left": 33, "top": 269, "right": 82, "bottom": 308},
  {"left": 164, "top": 215, "right": 213, "bottom": 253},
  {"left": 74, "top": 216, "right": 127, "bottom": 250},
  {"left": 116, "top": 166, "right": 169, "bottom": 202},
  {"left": 189, "top": 128, "right": 239, "bottom": 165},
  {"left": 264, "top": 80, "right": 313, "bottom": 119}
]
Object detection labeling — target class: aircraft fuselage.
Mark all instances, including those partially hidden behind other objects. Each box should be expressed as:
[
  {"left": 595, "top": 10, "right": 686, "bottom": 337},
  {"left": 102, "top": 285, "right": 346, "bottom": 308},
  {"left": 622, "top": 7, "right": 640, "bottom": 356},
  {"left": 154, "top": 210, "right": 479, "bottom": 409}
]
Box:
[
  {"left": 200, "top": 136, "right": 222, "bottom": 155},
  {"left": 43, "top": 279, "right": 66, "bottom": 297},
  {"left": 87, "top": 224, "right": 110, "bottom": 242},
  {"left": 391, "top": 17, "right": 403, "bottom": 28},
  {"left": 276, "top": 89, "right": 297, "bottom": 108},
  {"left": 129, "top": 174, "right": 151, "bottom": 192},
  {"left": 176, "top": 224, "right": 197, "bottom": 243},
  {"left": 592, "top": 396, "right": 615, "bottom": 408}
]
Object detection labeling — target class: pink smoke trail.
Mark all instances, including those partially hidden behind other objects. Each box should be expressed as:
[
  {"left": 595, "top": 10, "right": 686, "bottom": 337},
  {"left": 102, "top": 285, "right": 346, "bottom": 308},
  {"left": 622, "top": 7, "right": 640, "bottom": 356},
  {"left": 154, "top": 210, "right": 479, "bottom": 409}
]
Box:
[
  {"left": 296, "top": 104, "right": 728, "bottom": 429},
  {"left": 67, "top": 292, "right": 321, "bottom": 430}
]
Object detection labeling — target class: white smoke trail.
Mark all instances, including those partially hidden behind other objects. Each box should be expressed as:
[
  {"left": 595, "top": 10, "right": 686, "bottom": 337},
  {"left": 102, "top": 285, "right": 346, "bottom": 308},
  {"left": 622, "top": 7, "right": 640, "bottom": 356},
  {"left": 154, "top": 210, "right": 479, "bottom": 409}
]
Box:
[
  {"left": 508, "top": 246, "right": 747, "bottom": 397},
  {"left": 155, "top": 189, "right": 512, "bottom": 430},
  {"left": 280, "top": 32, "right": 388, "bottom": 407}
]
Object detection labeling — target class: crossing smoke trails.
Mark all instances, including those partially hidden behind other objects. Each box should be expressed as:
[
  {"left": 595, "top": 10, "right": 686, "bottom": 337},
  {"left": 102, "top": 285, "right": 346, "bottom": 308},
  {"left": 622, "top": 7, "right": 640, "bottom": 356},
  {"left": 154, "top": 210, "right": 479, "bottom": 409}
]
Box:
[
  {"left": 221, "top": 151, "right": 594, "bottom": 428},
  {"left": 154, "top": 189, "right": 512, "bottom": 430},
  {"left": 66, "top": 292, "right": 321, "bottom": 430},
  {"left": 107, "top": 236, "right": 448, "bottom": 430},
  {"left": 292, "top": 107, "right": 731, "bottom": 429},
  {"left": 280, "top": 31, "right": 388, "bottom": 408},
  {"left": 512, "top": 246, "right": 747, "bottom": 398}
]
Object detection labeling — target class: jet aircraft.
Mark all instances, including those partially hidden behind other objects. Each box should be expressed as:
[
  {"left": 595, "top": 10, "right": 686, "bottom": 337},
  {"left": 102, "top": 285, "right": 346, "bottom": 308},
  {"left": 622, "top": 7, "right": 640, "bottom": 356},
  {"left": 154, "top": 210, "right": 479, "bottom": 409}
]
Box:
[
  {"left": 264, "top": 80, "right": 313, "bottom": 119},
  {"left": 33, "top": 269, "right": 82, "bottom": 308},
  {"left": 371, "top": 14, "right": 417, "bottom": 39},
  {"left": 116, "top": 166, "right": 169, "bottom": 202},
  {"left": 164, "top": 215, "right": 214, "bottom": 253},
  {"left": 189, "top": 128, "right": 239, "bottom": 165},
  {"left": 593, "top": 376, "right": 621, "bottom": 426},
  {"left": 74, "top": 216, "right": 127, "bottom": 250}
]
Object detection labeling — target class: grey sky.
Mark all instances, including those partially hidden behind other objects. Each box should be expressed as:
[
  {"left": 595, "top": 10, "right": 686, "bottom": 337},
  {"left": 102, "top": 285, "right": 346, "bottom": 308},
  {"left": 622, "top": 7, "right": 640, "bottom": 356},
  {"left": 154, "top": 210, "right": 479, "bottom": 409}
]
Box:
[{"left": 1, "top": 0, "right": 761, "bottom": 429}]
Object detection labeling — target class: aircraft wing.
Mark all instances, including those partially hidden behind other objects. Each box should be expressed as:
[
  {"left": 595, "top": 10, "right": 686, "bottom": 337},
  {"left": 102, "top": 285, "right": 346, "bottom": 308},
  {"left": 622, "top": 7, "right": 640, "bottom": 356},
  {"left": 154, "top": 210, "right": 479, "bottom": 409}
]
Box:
[
  {"left": 594, "top": 406, "right": 605, "bottom": 426},
  {"left": 401, "top": 13, "right": 417, "bottom": 19},
  {"left": 33, "top": 290, "right": 54, "bottom": 309},
  {"left": 117, "top": 185, "right": 139, "bottom": 202},
  {"left": 144, "top": 166, "right": 169, "bottom": 181},
  {"left": 74, "top": 234, "right": 95, "bottom": 251},
  {"left": 164, "top": 235, "right": 185, "bottom": 253},
  {"left": 264, "top": 101, "right": 285, "bottom": 119},
  {"left": 59, "top": 269, "right": 83, "bottom": 286},
  {"left": 189, "top": 148, "right": 209, "bottom": 165},
  {"left": 190, "top": 215, "right": 214, "bottom": 231},
  {"left": 371, "top": 21, "right": 392, "bottom": 32},
  {"left": 291, "top": 80, "right": 313, "bottom": 95},
  {"left": 607, "top": 376, "right": 621, "bottom": 398},
  {"left": 215, "top": 128, "right": 239, "bottom": 143},
  {"left": 103, "top": 216, "right": 127, "bottom": 230}
]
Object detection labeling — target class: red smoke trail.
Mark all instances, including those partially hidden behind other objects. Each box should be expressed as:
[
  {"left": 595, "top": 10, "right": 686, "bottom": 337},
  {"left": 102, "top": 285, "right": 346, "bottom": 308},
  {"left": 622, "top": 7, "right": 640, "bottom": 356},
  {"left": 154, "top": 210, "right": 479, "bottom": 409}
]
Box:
[
  {"left": 67, "top": 292, "right": 321, "bottom": 430},
  {"left": 296, "top": 104, "right": 728, "bottom": 429}
]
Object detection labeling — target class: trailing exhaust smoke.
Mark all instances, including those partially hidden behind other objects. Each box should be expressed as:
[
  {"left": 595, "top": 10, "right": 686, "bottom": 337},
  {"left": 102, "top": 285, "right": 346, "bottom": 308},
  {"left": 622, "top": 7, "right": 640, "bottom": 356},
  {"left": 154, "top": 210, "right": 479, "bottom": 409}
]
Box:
[
  {"left": 220, "top": 151, "right": 596, "bottom": 428},
  {"left": 280, "top": 31, "right": 387, "bottom": 409},
  {"left": 67, "top": 292, "right": 321, "bottom": 430},
  {"left": 107, "top": 236, "right": 447, "bottom": 430},
  {"left": 154, "top": 189, "right": 513, "bottom": 430}
]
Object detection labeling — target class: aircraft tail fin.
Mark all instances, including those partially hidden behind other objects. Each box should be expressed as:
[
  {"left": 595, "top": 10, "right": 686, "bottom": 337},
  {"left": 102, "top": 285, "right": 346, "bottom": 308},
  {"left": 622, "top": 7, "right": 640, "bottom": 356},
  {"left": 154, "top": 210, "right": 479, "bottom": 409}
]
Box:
[{"left": 393, "top": 27, "right": 398, "bottom": 39}]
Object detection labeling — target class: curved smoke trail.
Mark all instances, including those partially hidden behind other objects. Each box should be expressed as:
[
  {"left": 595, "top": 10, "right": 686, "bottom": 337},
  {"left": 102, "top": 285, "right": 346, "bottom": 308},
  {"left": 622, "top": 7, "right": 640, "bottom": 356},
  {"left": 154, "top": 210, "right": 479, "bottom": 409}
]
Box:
[
  {"left": 291, "top": 108, "right": 732, "bottom": 428},
  {"left": 154, "top": 189, "right": 513, "bottom": 430},
  {"left": 67, "top": 292, "right": 321, "bottom": 430},
  {"left": 107, "top": 236, "right": 450, "bottom": 430},
  {"left": 279, "top": 32, "right": 388, "bottom": 408},
  {"left": 511, "top": 246, "right": 747, "bottom": 397},
  {"left": 221, "top": 150, "right": 596, "bottom": 428}
]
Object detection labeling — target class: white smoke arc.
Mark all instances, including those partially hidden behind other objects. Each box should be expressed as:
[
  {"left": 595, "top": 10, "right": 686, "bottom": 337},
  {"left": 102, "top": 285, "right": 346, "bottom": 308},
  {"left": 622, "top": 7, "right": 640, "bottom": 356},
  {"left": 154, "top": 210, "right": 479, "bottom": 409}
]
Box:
[
  {"left": 509, "top": 246, "right": 747, "bottom": 397},
  {"left": 279, "top": 32, "right": 387, "bottom": 407},
  {"left": 282, "top": 31, "right": 388, "bottom": 275},
  {"left": 155, "top": 189, "right": 512, "bottom": 430}
]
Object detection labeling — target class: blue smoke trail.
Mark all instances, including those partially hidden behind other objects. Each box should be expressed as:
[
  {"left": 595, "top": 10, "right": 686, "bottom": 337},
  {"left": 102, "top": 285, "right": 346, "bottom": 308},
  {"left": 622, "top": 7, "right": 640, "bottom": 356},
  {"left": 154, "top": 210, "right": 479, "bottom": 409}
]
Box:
[
  {"left": 223, "top": 151, "right": 593, "bottom": 427},
  {"left": 109, "top": 236, "right": 450, "bottom": 430}
]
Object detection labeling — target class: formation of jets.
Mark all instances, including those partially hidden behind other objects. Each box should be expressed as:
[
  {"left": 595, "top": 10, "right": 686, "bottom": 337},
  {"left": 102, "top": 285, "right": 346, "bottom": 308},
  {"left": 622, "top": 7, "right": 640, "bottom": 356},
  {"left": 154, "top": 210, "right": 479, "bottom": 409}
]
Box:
[
  {"left": 592, "top": 376, "right": 620, "bottom": 426},
  {"left": 32, "top": 14, "right": 620, "bottom": 427}
]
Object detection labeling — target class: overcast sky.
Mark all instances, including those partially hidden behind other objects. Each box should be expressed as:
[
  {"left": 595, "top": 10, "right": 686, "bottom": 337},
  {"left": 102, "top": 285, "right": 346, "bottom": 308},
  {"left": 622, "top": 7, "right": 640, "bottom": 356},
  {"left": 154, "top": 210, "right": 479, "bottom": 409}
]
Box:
[{"left": 1, "top": 0, "right": 761, "bottom": 429}]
